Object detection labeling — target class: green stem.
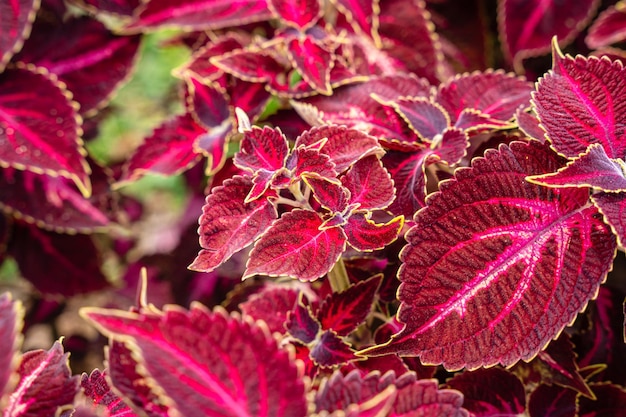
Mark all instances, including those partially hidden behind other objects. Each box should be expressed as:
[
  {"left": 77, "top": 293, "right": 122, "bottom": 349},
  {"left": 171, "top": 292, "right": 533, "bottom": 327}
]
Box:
[{"left": 328, "top": 257, "right": 350, "bottom": 293}]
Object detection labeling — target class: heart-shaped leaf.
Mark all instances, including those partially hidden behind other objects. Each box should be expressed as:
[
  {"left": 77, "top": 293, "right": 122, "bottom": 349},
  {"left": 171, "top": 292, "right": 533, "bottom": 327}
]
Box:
[
  {"left": 0, "top": 65, "right": 90, "bottom": 196},
  {"left": 0, "top": 293, "right": 23, "bottom": 397},
  {"left": 374, "top": 96, "right": 450, "bottom": 142},
  {"left": 586, "top": 1, "right": 626, "bottom": 49},
  {"left": 245, "top": 209, "right": 347, "bottom": 281},
  {"left": 83, "top": 305, "right": 308, "bottom": 417},
  {"left": 330, "top": 0, "right": 380, "bottom": 43},
  {"left": 211, "top": 48, "right": 285, "bottom": 83},
  {"left": 341, "top": 155, "right": 395, "bottom": 210},
  {"left": 0, "top": 0, "right": 39, "bottom": 71},
  {"left": 533, "top": 41, "right": 626, "bottom": 159},
  {"left": 364, "top": 141, "right": 617, "bottom": 370}
]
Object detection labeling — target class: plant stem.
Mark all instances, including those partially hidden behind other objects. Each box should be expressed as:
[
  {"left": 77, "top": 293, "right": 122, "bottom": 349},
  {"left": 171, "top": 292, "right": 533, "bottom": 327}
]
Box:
[{"left": 328, "top": 257, "right": 350, "bottom": 293}]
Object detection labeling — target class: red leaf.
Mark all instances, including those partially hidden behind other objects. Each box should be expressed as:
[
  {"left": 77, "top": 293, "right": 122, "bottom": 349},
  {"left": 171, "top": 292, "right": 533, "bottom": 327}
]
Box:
[
  {"left": 533, "top": 41, "right": 626, "bottom": 159},
  {"left": 234, "top": 126, "right": 289, "bottom": 174},
  {"left": 374, "top": 96, "right": 450, "bottom": 142},
  {"left": 245, "top": 209, "right": 347, "bottom": 281},
  {"left": 84, "top": 305, "right": 308, "bottom": 417},
  {"left": 590, "top": 191, "right": 626, "bottom": 248},
  {"left": 528, "top": 143, "right": 626, "bottom": 192},
  {"left": 364, "top": 141, "right": 617, "bottom": 370},
  {"left": 306, "top": 177, "right": 351, "bottom": 214},
  {"left": 528, "top": 384, "right": 577, "bottom": 417},
  {"left": 269, "top": 0, "right": 322, "bottom": 30},
  {"left": 240, "top": 286, "right": 299, "bottom": 334},
  {"left": 515, "top": 107, "right": 545, "bottom": 142},
  {"left": 310, "top": 330, "right": 356, "bottom": 367},
  {"left": 294, "top": 125, "right": 383, "bottom": 173},
  {"left": 318, "top": 274, "right": 382, "bottom": 336},
  {"left": 0, "top": 293, "right": 22, "bottom": 397},
  {"left": 331, "top": 0, "right": 380, "bottom": 42},
  {"left": 69, "top": 0, "right": 141, "bottom": 16},
  {"left": 382, "top": 150, "right": 430, "bottom": 216},
  {"left": 0, "top": 0, "right": 39, "bottom": 71},
  {"left": 9, "top": 222, "right": 110, "bottom": 296},
  {"left": 286, "top": 146, "right": 337, "bottom": 183},
  {"left": 343, "top": 212, "right": 403, "bottom": 252},
  {"left": 190, "top": 175, "right": 277, "bottom": 272},
  {"left": 286, "top": 295, "right": 321, "bottom": 343},
  {"left": 586, "top": 2, "right": 626, "bottom": 49},
  {"left": 287, "top": 37, "right": 334, "bottom": 95},
  {"left": 186, "top": 77, "right": 231, "bottom": 129},
  {"left": 120, "top": 113, "right": 204, "bottom": 184},
  {"left": 4, "top": 341, "right": 78, "bottom": 417},
  {"left": 0, "top": 65, "right": 90, "bottom": 197},
  {"left": 342, "top": 155, "right": 395, "bottom": 210},
  {"left": 497, "top": 0, "right": 600, "bottom": 71},
  {"left": 211, "top": 48, "right": 285, "bottom": 83},
  {"left": 446, "top": 368, "right": 526, "bottom": 416},
  {"left": 578, "top": 384, "right": 626, "bottom": 417},
  {"left": 124, "top": 0, "right": 273, "bottom": 32},
  {"left": 80, "top": 369, "right": 138, "bottom": 417}
]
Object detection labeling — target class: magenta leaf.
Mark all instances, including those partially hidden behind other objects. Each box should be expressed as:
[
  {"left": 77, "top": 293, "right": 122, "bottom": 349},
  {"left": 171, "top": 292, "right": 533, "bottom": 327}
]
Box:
[
  {"left": 0, "top": 293, "right": 22, "bottom": 397},
  {"left": 268, "top": 0, "right": 321, "bottom": 30},
  {"left": 341, "top": 155, "right": 395, "bottom": 210},
  {"left": 343, "top": 212, "right": 403, "bottom": 252},
  {"left": 4, "top": 341, "right": 79, "bottom": 417},
  {"left": 239, "top": 285, "right": 299, "bottom": 334},
  {"left": 80, "top": 369, "right": 137, "bottom": 417},
  {"left": 190, "top": 175, "right": 277, "bottom": 272},
  {"left": 16, "top": 15, "right": 141, "bottom": 115},
  {"left": 528, "top": 384, "right": 577, "bottom": 417},
  {"left": 306, "top": 176, "right": 350, "bottom": 214},
  {"left": 578, "top": 384, "right": 626, "bottom": 417},
  {"left": 69, "top": 0, "right": 141, "bottom": 16},
  {"left": 186, "top": 77, "right": 231, "bottom": 129},
  {"left": 434, "top": 70, "right": 533, "bottom": 128},
  {"left": 586, "top": 2, "right": 626, "bottom": 49},
  {"left": 245, "top": 209, "right": 347, "bottom": 281},
  {"left": 0, "top": 65, "right": 90, "bottom": 197},
  {"left": 375, "top": 96, "right": 450, "bottom": 142},
  {"left": 318, "top": 274, "right": 382, "bottom": 336},
  {"left": 120, "top": 113, "right": 204, "bottom": 184},
  {"left": 590, "top": 191, "right": 626, "bottom": 248},
  {"left": 515, "top": 107, "right": 545, "bottom": 142},
  {"left": 287, "top": 37, "right": 334, "bottom": 95},
  {"left": 286, "top": 295, "right": 320, "bottom": 343},
  {"left": 533, "top": 42, "right": 626, "bottom": 159},
  {"left": 294, "top": 125, "right": 382, "bottom": 173},
  {"left": 9, "top": 222, "right": 110, "bottom": 296},
  {"left": 234, "top": 126, "right": 289, "bottom": 174},
  {"left": 84, "top": 305, "right": 308, "bottom": 417},
  {"left": 330, "top": 0, "right": 380, "bottom": 42},
  {"left": 446, "top": 368, "right": 526, "bottom": 416},
  {"left": 124, "top": 0, "right": 274, "bottom": 32},
  {"left": 310, "top": 329, "right": 356, "bottom": 367},
  {"left": 211, "top": 48, "right": 285, "bottom": 83},
  {"left": 527, "top": 143, "right": 626, "bottom": 192},
  {"left": 286, "top": 147, "right": 337, "bottom": 183},
  {"left": 498, "top": 0, "right": 600, "bottom": 70},
  {"left": 0, "top": 0, "right": 39, "bottom": 71},
  {"left": 364, "top": 141, "right": 617, "bottom": 370}
]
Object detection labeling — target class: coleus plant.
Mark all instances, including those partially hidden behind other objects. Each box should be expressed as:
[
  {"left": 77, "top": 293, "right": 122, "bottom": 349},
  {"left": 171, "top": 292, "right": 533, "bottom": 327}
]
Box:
[{"left": 2, "top": 0, "right": 626, "bottom": 416}]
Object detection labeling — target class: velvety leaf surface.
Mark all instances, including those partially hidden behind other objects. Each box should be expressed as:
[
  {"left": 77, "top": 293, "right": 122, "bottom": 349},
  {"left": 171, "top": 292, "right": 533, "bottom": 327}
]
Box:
[
  {"left": 81, "top": 369, "right": 137, "bottom": 416},
  {"left": 306, "top": 177, "right": 350, "bottom": 215},
  {"left": 528, "top": 383, "right": 577, "bottom": 417},
  {"left": 287, "top": 37, "right": 333, "bottom": 95},
  {"left": 190, "top": 175, "right": 277, "bottom": 272},
  {"left": 16, "top": 15, "right": 141, "bottom": 115},
  {"left": 234, "top": 126, "right": 289, "bottom": 174},
  {"left": 0, "top": 65, "right": 90, "bottom": 196},
  {"left": 4, "top": 341, "right": 78, "bottom": 417},
  {"left": 0, "top": 168, "right": 110, "bottom": 232},
  {"left": 376, "top": 97, "right": 449, "bottom": 142},
  {"left": 590, "top": 191, "right": 626, "bottom": 248},
  {"left": 310, "top": 330, "right": 356, "bottom": 367},
  {"left": 586, "top": 1, "right": 626, "bottom": 49},
  {"left": 318, "top": 274, "right": 382, "bottom": 336},
  {"left": 8, "top": 222, "right": 110, "bottom": 296},
  {"left": 84, "top": 305, "right": 308, "bottom": 417},
  {"left": 343, "top": 213, "right": 403, "bottom": 252},
  {"left": 269, "top": 0, "right": 321, "bottom": 30},
  {"left": 341, "top": 156, "right": 394, "bottom": 210},
  {"left": 446, "top": 368, "right": 525, "bottom": 416},
  {"left": 124, "top": 0, "right": 274, "bottom": 32},
  {"left": 578, "top": 384, "right": 626, "bottom": 416},
  {"left": 498, "top": 0, "right": 600, "bottom": 69},
  {"left": 239, "top": 286, "right": 299, "bottom": 334},
  {"left": 245, "top": 209, "right": 347, "bottom": 281},
  {"left": 286, "top": 147, "right": 337, "bottom": 184},
  {"left": 528, "top": 143, "right": 626, "bottom": 191},
  {"left": 0, "top": 293, "right": 22, "bottom": 397},
  {"left": 286, "top": 295, "right": 320, "bottom": 343},
  {"left": 533, "top": 46, "right": 626, "bottom": 159},
  {"left": 365, "top": 141, "right": 617, "bottom": 370},
  {"left": 0, "top": 0, "right": 39, "bottom": 71}
]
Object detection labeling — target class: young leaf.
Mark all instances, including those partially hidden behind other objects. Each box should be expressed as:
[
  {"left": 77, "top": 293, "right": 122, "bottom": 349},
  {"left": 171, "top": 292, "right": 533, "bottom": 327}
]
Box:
[
  {"left": 310, "top": 329, "right": 357, "bottom": 367},
  {"left": 341, "top": 155, "right": 395, "bottom": 210},
  {"left": 0, "top": 65, "right": 90, "bottom": 197},
  {"left": 528, "top": 384, "right": 577, "bottom": 417},
  {"left": 374, "top": 96, "right": 450, "bottom": 142},
  {"left": 245, "top": 209, "right": 347, "bottom": 281},
  {"left": 0, "top": 0, "right": 39, "bottom": 71},
  {"left": 234, "top": 126, "right": 289, "bottom": 174},
  {"left": 4, "top": 341, "right": 79, "bottom": 417},
  {"left": 317, "top": 274, "right": 382, "bottom": 336},
  {"left": 190, "top": 175, "right": 277, "bottom": 272},
  {"left": 364, "top": 141, "right": 617, "bottom": 370},
  {"left": 286, "top": 295, "right": 320, "bottom": 343},
  {"left": 80, "top": 369, "right": 138, "bottom": 417},
  {"left": 586, "top": 1, "right": 626, "bottom": 49},
  {"left": 268, "top": 0, "right": 322, "bottom": 31},
  {"left": 330, "top": 0, "right": 380, "bottom": 43},
  {"left": 533, "top": 43, "right": 626, "bottom": 159},
  {"left": 0, "top": 293, "right": 23, "bottom": 397},
  {"left": 84, "top": 305, "right": 308, "bottom": 417}
]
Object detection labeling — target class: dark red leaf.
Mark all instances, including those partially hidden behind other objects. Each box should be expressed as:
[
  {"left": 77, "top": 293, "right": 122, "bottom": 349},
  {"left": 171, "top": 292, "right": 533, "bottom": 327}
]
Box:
[
  {"left": 343, "top": 212, "right": 403, "bottom": 252},
  {"left": 240, "top": 285, "right": 299, "bottom": 334},
  {"left": 120, "top": 113, "right": 204, "bottom": 184},
  {"left": 446, "top": 368, "right": 526, "bottom": 416},
  {"left": 211, "top": 48, "right": 285, "bottom": 83},
  {"left": 9, "top": 222, "right": 110, "bottom": 296},
  {"left": 533, "top": 42, "right": 626, "bottom": 159},
  {"left": 0, "top": 65, "right": 90, "bottom": 196},
  {"left": 318, "top": 274, "right": 382, "bottom": 336},
  {"left": 342, "top": 155, "right": 395, "bottom": 210},
  {"left": 68, "top": 0, "right": 141, "bottom": 16},
  {"left": 4, "top": 341, "right": 78, "bottom": 417},
  {"left": 528, "top": 143, "right": 626, "bottom": 192},
  {"left": 382, "top": 149, "right": 430, "bottom": 216},
  {"left": 234, "top": 126, "right": 289, "bottom": 174},
  {"left": 586, "top": 2, "right": 626, "bottom": 49},
  {"left": 124, "top": 0, "right": 273, "bottom": 32},
  {"left": 528, "top": 384, "right": 577, "bottom": 417},
  {"left": 285, "top": 147, "right": 337, "bottom": 185},
  {"left": 245, "top": 209, "right": 347, "bottom": 281},
  {"left": 364, "top": 141, "right": 617, "bottom": 370},
  {"left": 190, "top": 175, "right": 278, "bottom": 272},
  {"left": 590, "top": 191, "right": 626, "bottom": 248},
  {"left": 186, "top": 77, "right": 231, "bottom": 129},
  {"left": 306, "top": 177, "right": 351, "bottom": 214},
  {"left": 269, "top": 0, "right": 321, "bottom": 30},
  {"left": 84, "top": 305, "right": 308, "bottom": 417},
  {"left": 0, "top": 293, "right": 22, "bottom": 397},
  {"left": 17, "top": 15, "right": 141, "bottom": 115},
  {"left": 498, "top": 0, "right": 600, "bottom": 71},
  {"left": 80, "top": 369, "right": 138, "bottom": 416},
  {"left": 287, "top": 37, "right": 334, "bottom": 95},
  {"left": 0, "top": 0, "right": 39, "bottom": 71},
  {"left": 310, "top": 329, "right": 356, "bottom": 367},
  {"left": 286, "top": 293, "right": 320, "bottom": 343},
  {"left": 578, "top": 383, "right": 626, "bottom": 417},
  {"left": 375, "top": 96, "right": 450, "bottom": 142}
]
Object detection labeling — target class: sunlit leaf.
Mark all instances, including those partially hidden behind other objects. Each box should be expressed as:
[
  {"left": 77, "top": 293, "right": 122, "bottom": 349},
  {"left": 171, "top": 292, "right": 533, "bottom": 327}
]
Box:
[{"left": 80, "top": 369, "right": 138, "bottom": 417}]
